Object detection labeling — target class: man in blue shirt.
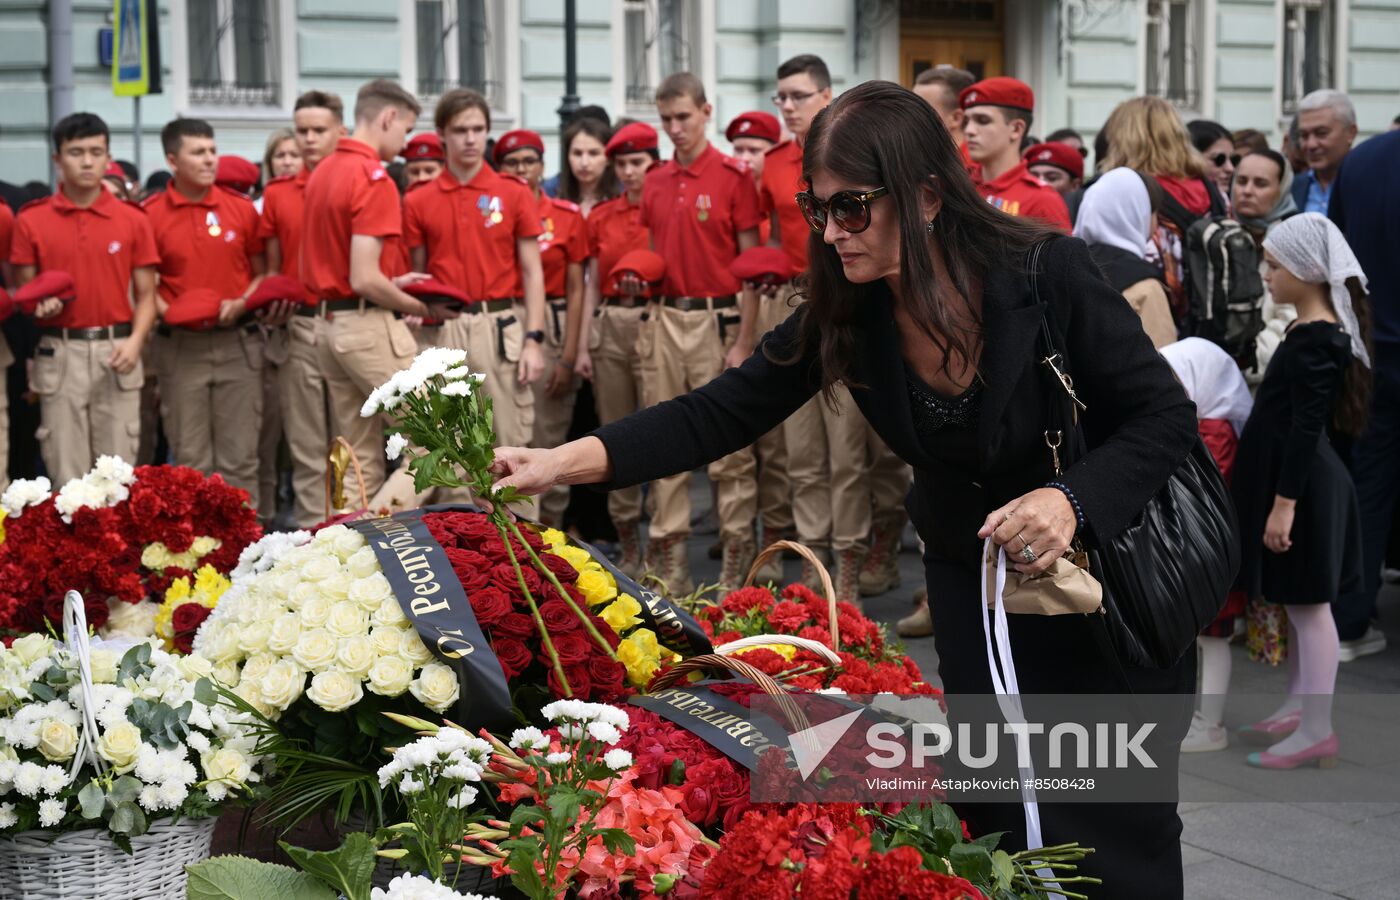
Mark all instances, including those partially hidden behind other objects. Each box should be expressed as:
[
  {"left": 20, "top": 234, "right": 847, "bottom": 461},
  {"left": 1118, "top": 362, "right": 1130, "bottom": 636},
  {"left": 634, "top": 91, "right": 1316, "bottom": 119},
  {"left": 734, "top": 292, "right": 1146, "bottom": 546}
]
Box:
[
  {"left": 1291, "top": 89, "right": 1358, "bottom": 213},
  {"left": 1329, "top": 127, "right": 1400, "bottom": 661}
]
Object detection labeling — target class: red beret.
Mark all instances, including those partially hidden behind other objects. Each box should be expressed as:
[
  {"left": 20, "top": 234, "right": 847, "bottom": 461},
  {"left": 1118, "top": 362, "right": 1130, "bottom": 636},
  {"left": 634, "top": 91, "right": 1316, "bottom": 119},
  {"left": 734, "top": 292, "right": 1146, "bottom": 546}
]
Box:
[
  {"left": 402, "top": 278, "right": 472, "bottom": 312},
  {"left": 216, "top": 156, "right": 261, "bottom": 193},
  {"left": 726, "top": 111, "right": 781, "bottom": 145},
  {"left": 605, "top": 122, "right": 658, "bottom": 158},
  {"left": 104, "top": 161, "right": 127, "bottom": 180},
  {"left": 0, "top": 287, "right": 13, "bottom": 323},
  {"left": 13, "top": 270, "right": 77, "bottom": 315},
  {"left": 163, "top": 288, "right": 224, "bottom": 330},
  {"left": 609, "top": 250, "right": 666, "bottom": 296},
  {"left": 729, "top": 246, "right": 795, "bottom": 286},
  {"left": 246, "top": 275, "right": 310, "bottom": 311},
  {"left": 494, "top": 129, "right": 545, "bottom": 165},
  {"left": 959, "top": 77, "right": 1034, "bottom": 113},
  {"left": 404, "top": 133, "right": 444, "bottom": 162},
  {"left": 1023, "top": 142, "right": 1083, "bottom": 180}
]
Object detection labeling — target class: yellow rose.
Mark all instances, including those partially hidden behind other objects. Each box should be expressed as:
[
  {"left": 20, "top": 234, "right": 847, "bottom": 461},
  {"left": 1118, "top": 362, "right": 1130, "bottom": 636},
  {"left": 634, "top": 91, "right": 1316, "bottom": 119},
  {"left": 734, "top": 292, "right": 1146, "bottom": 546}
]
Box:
[
  {"left": 191, "top": 535, "right": 221, "bottom": 558},
  {"left": 554, "top": 545, "right": 594, "bottom": 572},
  {"left": 599, "top": 594, "right": 643, "bottom": 634},
  {"left": 409, "top": 662, "right": 459, "bottom": 713},
  {"left": 38, "top": 718, "right": 79, "bottom": 762},
  {"left": 617, "top": 629, "right": 662, "bottom": 688},
  {"left": 140, "top": 543, "right": 169, "bottom": 570},
  {"left": 366, "top": 656, "right": 413, "bottom": 697},
  {"left": 575, "top": 570, "right": 618, "bottom": 608},
  {"left": 306, "top": 668, "right": 363, "bottom": 712},
  {"left": 736, "top": 643, "right": 798, "bottom": 661},
  {"left": 539, "top": 527, "right": 568, "bottom": 550},
  {"left": 96, "top": 721, "right": 143, "bottom": 772}
]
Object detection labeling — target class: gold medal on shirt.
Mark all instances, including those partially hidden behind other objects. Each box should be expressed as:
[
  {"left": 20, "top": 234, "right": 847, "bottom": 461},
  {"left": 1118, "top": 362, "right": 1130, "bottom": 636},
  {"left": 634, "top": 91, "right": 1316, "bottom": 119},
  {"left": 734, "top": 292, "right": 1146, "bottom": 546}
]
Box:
[
  {"left": 490, "top": 211, "right": 504, "bottom": 224},
  {"left": 695, "top": 194, "right": 712, "bottom": 222},
  {"left": 206, "top": 211, "right": 222, "bottom": 237}
]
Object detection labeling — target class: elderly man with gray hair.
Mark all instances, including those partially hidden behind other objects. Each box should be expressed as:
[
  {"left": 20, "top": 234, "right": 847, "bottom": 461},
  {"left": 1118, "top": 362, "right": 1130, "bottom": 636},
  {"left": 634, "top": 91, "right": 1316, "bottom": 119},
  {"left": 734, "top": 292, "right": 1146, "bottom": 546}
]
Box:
[{"left": 1291, "top": 88, "right": 1359, "bottom": 213}]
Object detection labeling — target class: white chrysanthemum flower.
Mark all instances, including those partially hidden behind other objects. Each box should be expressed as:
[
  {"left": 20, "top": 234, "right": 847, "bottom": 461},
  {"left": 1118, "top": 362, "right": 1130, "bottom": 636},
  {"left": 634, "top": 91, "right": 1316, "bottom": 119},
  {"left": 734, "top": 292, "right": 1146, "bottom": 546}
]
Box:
[
  {"left": 586, "top": 721, "right": 621, "bottom": 746},
  {"left": 442, "top": 365, "right": 471, "bottom": 380},
  {"left": 0, "top": 802, "right": 17, "bottom": 829},
  {"left": 370, "top": 873, "right": 487, "bottom": 900},
  {"left": 397, "top": 775, "right": 424, "bottom": 794},
  {"left": 446, "top": 785, "right": 477, "bottom": 810},
  {"left": 1, "top": 476, "right": 52, "bottom": 519},
  {"left": 385, "top": 433, "right": 409, "bottom": 461},
  {"left": 544, "top": 751, "right": 572, "bottom": 766},
  {"left": 509, "top": 726, "right": 547, "bottom": 750},
  {"left": 437, "top": 380, "right": 472, "bottom": 398},
  {"left": 603, "top": 748, "right": 634, "bottom": 771},
  {"left": 37, "top": 797, "right": 65, "bottom": 828}
]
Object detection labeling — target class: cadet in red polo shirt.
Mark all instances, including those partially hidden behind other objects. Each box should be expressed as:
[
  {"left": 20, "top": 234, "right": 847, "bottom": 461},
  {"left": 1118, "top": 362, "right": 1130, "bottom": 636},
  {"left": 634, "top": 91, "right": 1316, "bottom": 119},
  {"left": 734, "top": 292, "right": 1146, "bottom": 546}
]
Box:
[
  {"left": 961, "top": 77, "right": 1071, "bottom": 233},
  {"left": 259, "top": 89, "right": 346, "bottom": 526},
  {"left": 302, "top": 79, "right": 439, "bottom": 503},
  {"left": 10, "top": 112, "right": 159, "bottom": 484},
  {"left": 402, "top": 132, "right": 445, "bottom": 187},
  {"left": 1023, "top": 140, "right": 1084, "bottom": 200},
  {"left": 145, "top": 118, "right": 267, "bottom": 501},
  {"left": 403, "top": 89, "right": 547, "bottom": 462},
  {"left": 495, "top": 130, "right": 589, "bottom": 527},
  {"left": 0, "top": 197, "right": 13, "bottom": 491},
  {"left": 638, "top": 72, "right": 763, "bottom": 592}
]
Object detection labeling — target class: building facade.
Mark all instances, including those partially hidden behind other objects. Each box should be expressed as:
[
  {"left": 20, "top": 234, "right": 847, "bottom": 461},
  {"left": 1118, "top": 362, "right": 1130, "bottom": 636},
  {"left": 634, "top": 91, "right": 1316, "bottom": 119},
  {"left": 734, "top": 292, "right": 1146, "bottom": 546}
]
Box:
[{"left": 2, "top": 0, "right": 1396, "bottom": 185}]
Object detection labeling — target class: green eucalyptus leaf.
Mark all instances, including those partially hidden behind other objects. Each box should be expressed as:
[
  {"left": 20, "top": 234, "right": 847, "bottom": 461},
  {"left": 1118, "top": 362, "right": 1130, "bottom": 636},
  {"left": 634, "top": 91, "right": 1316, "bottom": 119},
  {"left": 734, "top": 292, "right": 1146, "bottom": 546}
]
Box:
[
  {"left": 194, "top": 678, "right": 220, "bottom": 706},
  {"left": 109, "top": 775, "right": 143, "bottom": 805},
  {"left": 109, "top": 801, "right": 140, "bottom": 834},
  {"left": 27, "top": 682, "right": 56, "bottom": 702},
  {"left": 77, "top": 781, "right": 106, "bottom": 819}
]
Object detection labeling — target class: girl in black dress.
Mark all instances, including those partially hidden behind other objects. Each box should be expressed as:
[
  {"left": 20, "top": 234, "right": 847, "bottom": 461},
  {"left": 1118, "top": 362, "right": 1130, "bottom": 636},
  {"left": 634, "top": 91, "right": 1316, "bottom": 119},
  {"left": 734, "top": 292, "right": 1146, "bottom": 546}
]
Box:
[{"left": 1232, "top": 212, "right": 1372, "bottom": 769}]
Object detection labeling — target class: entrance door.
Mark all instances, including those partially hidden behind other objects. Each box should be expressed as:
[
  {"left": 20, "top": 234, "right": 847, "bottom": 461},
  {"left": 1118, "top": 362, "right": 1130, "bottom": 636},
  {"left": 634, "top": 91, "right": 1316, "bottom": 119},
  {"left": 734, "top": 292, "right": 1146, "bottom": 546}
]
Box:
[
  {"left": 902, "top": 36, "right": 1004, "bottom": 85},
  {"left": 899, "top": 0, "right": 1005, "bottom": 86}
]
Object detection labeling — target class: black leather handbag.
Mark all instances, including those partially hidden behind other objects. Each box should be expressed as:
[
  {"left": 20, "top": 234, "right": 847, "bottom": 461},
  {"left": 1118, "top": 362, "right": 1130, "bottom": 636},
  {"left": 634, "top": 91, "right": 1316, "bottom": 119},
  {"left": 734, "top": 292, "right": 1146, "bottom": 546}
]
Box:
[{"left": 1030, "top": 241, "right": 1241, "bottom": 669}]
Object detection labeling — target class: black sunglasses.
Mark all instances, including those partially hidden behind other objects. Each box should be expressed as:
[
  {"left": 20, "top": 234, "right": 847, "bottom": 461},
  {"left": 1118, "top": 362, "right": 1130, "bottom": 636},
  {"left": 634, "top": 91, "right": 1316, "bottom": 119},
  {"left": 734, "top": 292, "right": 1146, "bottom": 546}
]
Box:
[
  {"left": 1209, "top": 152, "right": 1243, "bottom": 168},
  {"left": 794, "top": 186, "right": 890, "bottom": 234}
]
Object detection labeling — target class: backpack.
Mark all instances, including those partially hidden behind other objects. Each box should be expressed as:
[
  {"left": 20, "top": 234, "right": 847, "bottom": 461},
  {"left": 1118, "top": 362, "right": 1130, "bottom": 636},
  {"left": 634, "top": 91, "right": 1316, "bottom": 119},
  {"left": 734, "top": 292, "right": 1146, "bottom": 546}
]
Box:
[{"left": 1183, "top": 216, "right": 1265, "bottom": 367}]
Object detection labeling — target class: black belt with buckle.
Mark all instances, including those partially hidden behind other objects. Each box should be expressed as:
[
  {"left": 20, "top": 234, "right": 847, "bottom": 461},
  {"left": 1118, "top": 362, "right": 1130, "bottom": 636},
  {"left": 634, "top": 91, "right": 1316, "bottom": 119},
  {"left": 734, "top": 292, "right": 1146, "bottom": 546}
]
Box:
[
  {"left": 156, "top": 322, "right": 260, "bottom": 338},
  {"left": 546, "top": 297, "right": 567, "bottom": 341},
  {"left": 464, "top": 297, "right": 518, "bottom": 315},
  {"left": 317, "top": 297, "right": 405, "bottom": 319},
  {"left": 39, "top": 323, "right": 134, "bottom": 341},
  {"left": 601, "top": 295, "right": 644, "bottom": 309},
  {"left": 659, "top": 295, "right": 737, "bottom": 312},
  {"left": 294, "top": 304, "right": 320, "bottom": 317}
]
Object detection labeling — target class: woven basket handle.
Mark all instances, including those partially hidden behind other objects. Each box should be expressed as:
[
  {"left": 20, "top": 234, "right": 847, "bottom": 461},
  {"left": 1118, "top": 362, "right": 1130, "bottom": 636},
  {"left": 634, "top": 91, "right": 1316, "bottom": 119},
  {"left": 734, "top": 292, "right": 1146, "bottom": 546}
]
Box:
[
  {"left": 62, "top": 591, "right": 108, "bottom": 783},
  {"left": 646, "top": 653, "right": 813, "bottom": 735},
  {"left": 743, "top": 540, "right": 840, "bottom": 651},
  {"left": 715, "top": 634, "right": 842, "bottom": 666}
]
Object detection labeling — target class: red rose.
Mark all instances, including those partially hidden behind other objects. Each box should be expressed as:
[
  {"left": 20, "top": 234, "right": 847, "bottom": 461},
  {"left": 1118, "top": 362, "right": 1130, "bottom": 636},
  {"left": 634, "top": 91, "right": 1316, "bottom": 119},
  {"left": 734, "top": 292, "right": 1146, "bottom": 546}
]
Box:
[
  {"left": 453, "top": 564, "right": 492, "bottom": 593},
  {"left": 538, "top": 600, "right": 582, "bottom": 634},
  {"left": 447, "top": 514, "right": 499, "bottom": 548},
  {"left": 171, "top": 603, "right": 212, "bottom": 654},
  {"left": 587, "top": 656, "right": 627, "bottom": 698},
  {"left": 491, "top": 562, "right": 541, "bottom": 599},
  {"left": 493, "top": 612, "right": 535, "bottom": 640},
  {"left": 491, "top": 637, "right": 534, "bottom": 678},
  {"left": 549, "top": 631, "right": 592, "bottom": 667},
  {"left": 537, "top": 551, "right": 579, "bottom": 584},
  {"left": 548, "top": 663, "right": 591, "bottom": 699},
  {"left": 470, "top": 586, "right": 514, "bottom": 627},
  {"left": 680, "top": 777, "right": 719, "bottom": 826}
]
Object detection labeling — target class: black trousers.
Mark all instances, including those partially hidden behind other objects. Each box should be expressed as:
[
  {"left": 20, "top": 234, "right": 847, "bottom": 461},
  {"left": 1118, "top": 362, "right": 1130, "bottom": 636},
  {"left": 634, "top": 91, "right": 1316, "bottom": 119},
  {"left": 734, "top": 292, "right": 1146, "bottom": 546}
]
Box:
[{"left": 924, "top": 555, "right": 1196, "bottom": 900}]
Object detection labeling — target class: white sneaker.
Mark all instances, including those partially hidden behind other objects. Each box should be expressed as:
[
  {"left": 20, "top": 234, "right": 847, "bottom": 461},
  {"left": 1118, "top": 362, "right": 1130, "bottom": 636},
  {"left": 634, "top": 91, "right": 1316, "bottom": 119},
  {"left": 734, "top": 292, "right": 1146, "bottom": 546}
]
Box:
[
  {"left": 1181, "top": 711, "right": 1227, "bottom": 753},
  {"left": 1339, "top": 625, "right": 1387, "bottom": 663}
]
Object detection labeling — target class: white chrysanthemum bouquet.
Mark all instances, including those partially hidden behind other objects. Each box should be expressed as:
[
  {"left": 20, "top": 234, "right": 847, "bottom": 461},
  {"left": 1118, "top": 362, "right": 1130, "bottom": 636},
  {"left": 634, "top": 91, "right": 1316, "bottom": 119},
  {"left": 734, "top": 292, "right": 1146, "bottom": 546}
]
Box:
[{"left": 0, "top": 631, "right": 262, "bottom": 846}]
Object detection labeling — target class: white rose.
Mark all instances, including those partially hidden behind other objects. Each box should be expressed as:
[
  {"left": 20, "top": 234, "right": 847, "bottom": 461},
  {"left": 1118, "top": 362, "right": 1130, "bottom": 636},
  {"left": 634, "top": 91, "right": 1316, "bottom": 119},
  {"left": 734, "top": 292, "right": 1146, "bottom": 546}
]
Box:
[
  {"left": 254, "top": 659, "right": 304, "bottom": 710},
  {"left": 409, "top": 663, "right": 459, "bottom": 713},
  {"left": 300, "top": 554, "right": 339, "bottom": 584},
  {"left": 11, "top": 634, "right": 54, "bottom": 666},
  {"left": 346, "top": 547, "right": 380, "bottom": 580},
  {"left": 177, "top": 654, "right": 214, "bottom": 681},
  {"left": 331, "top": 528, "right": 366, "bottom": 560},
  {"left": 306, "top": 669, "right": 363, "bottom": 712},
  {"left": 319, "top": 572, "right": 352, "bottom": 601},
  {"left": 369, "top": 626, "right": 405, "bottom": 657},
  {"left": 211, "top": 659, "right": 242, "bottom": 688},
  {"left": 88, "top": 650, "right": 119, "bottom": 684},
  {"left": 96, "top": 721, "right": 143, "bottom": 773},
  {"left": 365, "top": 656, "right": 413, "bottom": 697},
  {"left": 38, "top": 719, "right": 79, "bottom": 762},
  {"left": 298, "top": 594, "right": 334, "bottom": 628},
  {"left": 201, "top": 747, "right": 252, "bottom": 786},
  {"left": 266, "top": 613, "right": 302, "bottom": 654},
  {"left": 373, "top": 596, "right": 409, "bottom": 628},
  {"left": 289, "top": 581, "right": 320, "bottom": 610},
  {"left": 348, "top": 573, "right": 392, "bottom": 611},
  {"left": 325, "top": 601, "right": 369, "bottom": 638},
  {"left": 104, "top": 599, "right": 158, "bottom": 639},
  {"left": 237, "top": 622, "right": 272, "bottom": 655},
  {"left": 399, "top": 629, "right": 434, "bottom": 666},
  {"left": 269, "top": 571, "right": 301, "bottom": 601},
  {"left": 240, "top": 653, "right": 276, "bottom": 684},
  {"left": 291, "top": 629, "right": 337, "bottom": 672},
  {"left": 335, "top": 636, "right": 375, "bottom": 680},
  {"left": 206, "top": 626, "right": 242, "bottom": 663}
]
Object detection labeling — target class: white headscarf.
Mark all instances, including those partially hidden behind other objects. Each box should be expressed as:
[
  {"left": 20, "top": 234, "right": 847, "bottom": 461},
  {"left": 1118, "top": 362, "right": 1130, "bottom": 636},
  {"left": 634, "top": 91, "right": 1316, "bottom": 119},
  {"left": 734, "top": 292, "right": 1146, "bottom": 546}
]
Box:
[
  {"left": 1074, "top": 168, "right": 1153, "bottom": 260},
  {"left": 1263, "top": 212, "right": 1371, "bottom": 368},
  {"left": 1160, "top": 338, "right": 1254, "bottom": 436}
]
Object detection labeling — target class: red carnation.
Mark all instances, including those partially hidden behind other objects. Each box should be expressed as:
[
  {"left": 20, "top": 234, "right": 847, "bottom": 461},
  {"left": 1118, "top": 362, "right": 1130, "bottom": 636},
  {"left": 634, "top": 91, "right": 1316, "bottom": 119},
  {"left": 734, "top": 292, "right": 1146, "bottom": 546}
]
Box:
[
  {"left": 721, "top": 586, "right": 776, "bottom": 616},
  {"left": 491, "top": 637, "right": 534, "bottom": 678},
  {"left": 857, "top": 846, "right": 985, "bottom": 899},
  {"left": 768, "top": 599, "right": 811, "bottom": 632}
]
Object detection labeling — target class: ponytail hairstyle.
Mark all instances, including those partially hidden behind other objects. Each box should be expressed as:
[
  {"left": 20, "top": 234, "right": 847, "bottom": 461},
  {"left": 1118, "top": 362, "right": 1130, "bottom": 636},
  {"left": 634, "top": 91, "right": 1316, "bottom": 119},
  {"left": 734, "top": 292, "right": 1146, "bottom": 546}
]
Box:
[{"left": 1332, "top": 277, "right": 1374, "bottom": 437}]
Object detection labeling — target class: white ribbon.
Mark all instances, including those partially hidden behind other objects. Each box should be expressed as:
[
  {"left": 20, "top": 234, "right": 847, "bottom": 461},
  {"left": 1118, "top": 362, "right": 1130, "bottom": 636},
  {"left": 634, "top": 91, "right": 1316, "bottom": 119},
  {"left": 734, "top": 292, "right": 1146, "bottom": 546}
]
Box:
[
  {"left": 62, "top": 591, "right": 108, "bottom": 785},
  {"left": 981, "top": 538, "right": 1061, "bottom": 897}
]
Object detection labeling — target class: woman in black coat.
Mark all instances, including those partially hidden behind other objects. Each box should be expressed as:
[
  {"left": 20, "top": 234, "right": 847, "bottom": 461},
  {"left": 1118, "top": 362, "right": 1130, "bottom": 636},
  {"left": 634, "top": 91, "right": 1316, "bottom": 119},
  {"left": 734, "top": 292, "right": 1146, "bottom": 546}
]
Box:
[{"left": 492, "top": 81, "right": 1200, "bottom": 897}]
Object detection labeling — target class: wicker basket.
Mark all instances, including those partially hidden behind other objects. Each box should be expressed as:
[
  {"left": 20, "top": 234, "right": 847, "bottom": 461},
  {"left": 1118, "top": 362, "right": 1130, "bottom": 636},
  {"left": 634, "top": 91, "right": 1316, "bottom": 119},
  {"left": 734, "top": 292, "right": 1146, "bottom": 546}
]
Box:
[
  {"left": 0, "top": 816, "right": 217, "bottom": 900},
  {"left": 743, "top": 540, "right": 841, "bottom": 649}
]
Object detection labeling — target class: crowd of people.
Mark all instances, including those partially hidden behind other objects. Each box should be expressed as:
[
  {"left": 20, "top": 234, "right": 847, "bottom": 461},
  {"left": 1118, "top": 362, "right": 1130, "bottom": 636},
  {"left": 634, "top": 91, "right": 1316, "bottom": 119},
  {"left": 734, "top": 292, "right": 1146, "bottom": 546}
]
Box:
[{"left": 1, "top": 55, "right": 1397, "bottom": 782}]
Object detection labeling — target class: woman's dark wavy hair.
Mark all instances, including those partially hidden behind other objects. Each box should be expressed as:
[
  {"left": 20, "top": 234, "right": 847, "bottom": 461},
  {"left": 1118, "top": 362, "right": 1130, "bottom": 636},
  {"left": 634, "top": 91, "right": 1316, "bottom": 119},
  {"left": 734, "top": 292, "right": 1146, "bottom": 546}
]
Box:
[
  {"left": 776, "top": 80, "right": 1051, "bottom": 397},
  {"left": 557, "top": 117, "right": 620, "bottom": 204},
  {"left": 1334, "top": 277, "right": 1373, "bottom": 438}
]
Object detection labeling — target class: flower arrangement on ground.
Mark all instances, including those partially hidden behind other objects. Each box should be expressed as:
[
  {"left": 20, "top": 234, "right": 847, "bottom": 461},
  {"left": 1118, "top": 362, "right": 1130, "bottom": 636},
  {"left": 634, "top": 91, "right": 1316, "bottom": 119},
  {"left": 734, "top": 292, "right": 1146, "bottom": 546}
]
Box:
[
  {"left": 0, "top": 633, "right": 262, "bottom": 848},
  {"left": 0, "top": 460, "right": 260, "bottom": 636},
  {"left": 154, "top": 565, "right": 232, "bottom": 654}
]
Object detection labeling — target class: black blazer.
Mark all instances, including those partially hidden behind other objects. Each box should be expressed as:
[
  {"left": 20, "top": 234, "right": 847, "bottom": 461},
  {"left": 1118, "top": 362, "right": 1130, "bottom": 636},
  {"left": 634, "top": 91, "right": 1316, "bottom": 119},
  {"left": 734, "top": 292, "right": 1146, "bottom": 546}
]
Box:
[{"left": 593, "top": 238, "right": 1198, "bottom": 562}]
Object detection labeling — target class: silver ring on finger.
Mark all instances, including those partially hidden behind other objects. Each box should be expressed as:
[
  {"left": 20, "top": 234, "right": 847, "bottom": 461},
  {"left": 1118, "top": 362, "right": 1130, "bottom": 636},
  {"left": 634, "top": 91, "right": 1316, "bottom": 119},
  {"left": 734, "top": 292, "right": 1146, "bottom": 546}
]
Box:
[
  {"left": 1017, "top": 532, "right": 1030, "bottom": 552},
  {"left": 1018, "top": 544, "right": 1038, "bottom": 564}
]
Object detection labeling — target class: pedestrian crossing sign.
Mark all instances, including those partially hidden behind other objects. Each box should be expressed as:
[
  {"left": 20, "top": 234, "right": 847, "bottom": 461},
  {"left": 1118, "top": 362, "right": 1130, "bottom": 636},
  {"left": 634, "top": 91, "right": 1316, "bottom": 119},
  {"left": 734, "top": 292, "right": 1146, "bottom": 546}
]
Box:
[{"left": 112, "top": 0, "right": 151, "bottom": 96}]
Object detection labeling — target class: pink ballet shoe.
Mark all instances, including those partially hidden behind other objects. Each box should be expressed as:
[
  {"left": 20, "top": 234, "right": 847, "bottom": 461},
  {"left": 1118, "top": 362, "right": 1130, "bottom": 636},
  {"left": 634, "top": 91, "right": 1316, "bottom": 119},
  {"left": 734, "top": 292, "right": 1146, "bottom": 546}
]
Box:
[
  {"left": 1237, "top": 710, "right": 1301, "bottom": 746},
  {"left": 1246, "top": 733, "right": 1339, "bottom": 770}
]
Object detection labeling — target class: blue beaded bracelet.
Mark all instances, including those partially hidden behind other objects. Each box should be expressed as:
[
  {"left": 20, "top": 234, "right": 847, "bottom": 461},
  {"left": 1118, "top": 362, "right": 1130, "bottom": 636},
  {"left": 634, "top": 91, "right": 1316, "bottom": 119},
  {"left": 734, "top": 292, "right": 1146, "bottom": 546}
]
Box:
[{"left": 1046, "top": 481, "right": 1086, "bottom": 532}]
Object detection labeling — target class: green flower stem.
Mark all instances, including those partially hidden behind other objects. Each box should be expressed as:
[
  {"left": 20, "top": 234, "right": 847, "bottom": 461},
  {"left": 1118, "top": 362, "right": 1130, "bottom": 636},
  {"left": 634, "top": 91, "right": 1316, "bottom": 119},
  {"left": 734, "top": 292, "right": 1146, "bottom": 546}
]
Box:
[
  {"left": 505, "top": 518, "right": 620, "bottom": 662},
  {"left": 499, "top": 522, "right": 572, "bottom": 698}
]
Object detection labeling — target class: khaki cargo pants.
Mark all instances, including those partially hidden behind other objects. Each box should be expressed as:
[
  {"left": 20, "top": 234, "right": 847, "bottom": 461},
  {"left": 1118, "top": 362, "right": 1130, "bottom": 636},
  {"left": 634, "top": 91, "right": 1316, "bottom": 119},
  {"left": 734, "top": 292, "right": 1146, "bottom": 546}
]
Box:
[
  {"left": 530, "top": 298, "right": 579, "bottom": 525},
  {"left": 279, "top": 314, "right": 332, "bottom": 527},
  {"left": 154, "top": 325, "right": 265, "bottom": 501},
  {"left": 32, "top": 329, "right": 143, "bottom": 485},
  {"left": 640, "top": 299, "right": 756, "bottom": 542},
  {"left": 753, "top": 290, "right": 796, "bottom": 537},
  {"left": 589, "top": 301, "right": 647, "bottom": 526}
]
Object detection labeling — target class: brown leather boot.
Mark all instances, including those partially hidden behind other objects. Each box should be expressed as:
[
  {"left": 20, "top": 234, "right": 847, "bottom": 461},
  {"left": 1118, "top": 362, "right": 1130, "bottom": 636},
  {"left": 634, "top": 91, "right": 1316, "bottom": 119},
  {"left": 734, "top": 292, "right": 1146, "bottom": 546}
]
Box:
[
  {"left": 751, "top": 544, "right": 784, "bottom": 586},
  {"left": 644, "top": 534, "right": 693, "bottom": 596},
  {"left": 799, "top": 545, "right": 832, "bottom": 593},
  {"left": 897, "top": 595, "right": 933, "bottom": 638},
  {"left": 615, "top": 521, "right": 644, "bottom": 580},
  {"left": 859, "top": 515, "right": 904, "bottom": 597},
  {"left": 719, "top": 535, "right": 757, "bottom": 592},
  {"left": 833, "top": 548, "right": 865, "bottom": 609}
]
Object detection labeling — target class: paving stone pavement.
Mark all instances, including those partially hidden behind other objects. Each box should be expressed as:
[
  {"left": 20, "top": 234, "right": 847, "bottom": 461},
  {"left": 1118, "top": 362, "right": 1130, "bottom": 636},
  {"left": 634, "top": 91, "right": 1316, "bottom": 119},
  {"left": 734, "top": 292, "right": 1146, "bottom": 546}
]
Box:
[{"left": 667, "top": 491, "right": 1400, "bottom": 900}]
